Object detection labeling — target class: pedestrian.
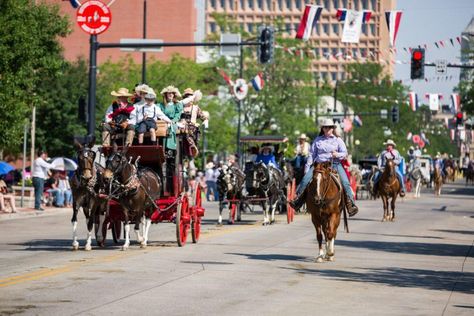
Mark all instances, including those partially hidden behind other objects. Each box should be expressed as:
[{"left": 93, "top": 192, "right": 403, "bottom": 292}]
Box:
[
  {"left": 205, "top": 162, "right": 217, "bottom": 201},
  {"left": 32, "top": 150, "right": 54, "bottom": 211},
  {"left": 46, "top": 170, "right": 64, "bottom": 207},
  {"left": 58, "top": 172, "right": 72, "bottom": 207}
]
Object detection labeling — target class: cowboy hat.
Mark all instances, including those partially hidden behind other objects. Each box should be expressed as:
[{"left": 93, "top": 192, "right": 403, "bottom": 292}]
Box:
[
  {"left": 160, "top": 85, "right": 182, "bottom": 98},
  {"left": 320, "top": 118, "right": 336, "bottom": 127},
  {"left": 383, "top": 139, "right": 396, "bottom": 147},
  {"left": 144, "top": 93, "right": 156, "bottom": 100},
  {"left": 205, "top": 162, "right": 215, "bottom": 169},
  {"left": 111, "top": 88, "right": 132, "bottom": 97},
  {"left": 435, "top": 154, "right": 440, "bottom": 159},
  {"left": 135, "top": 84, "right": 150, "bottom": 94},
  {"left": 261, "top": 144, "right": 274, "bottom": 152},
  {"left": 183, "top": 88, "right": 194, "bottom": 96},
  {"left": 298, "top": 133, "right": 308, "bottom": 140}
]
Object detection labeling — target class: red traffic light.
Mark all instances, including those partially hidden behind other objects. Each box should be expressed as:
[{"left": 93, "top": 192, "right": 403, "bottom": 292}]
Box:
[
  {"left": 413, "top": 51, "right": 423, "bottom": 60},
  {"left": 456, "top": 112, "right": 463, "bottom": 119}
]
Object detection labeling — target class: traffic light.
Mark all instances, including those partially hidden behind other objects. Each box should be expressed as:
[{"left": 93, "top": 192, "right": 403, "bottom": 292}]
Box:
[
  {"left": 410, "top": 48, "right": 425, "bottom": 80},
  {"left": 391, "top": 106, "right": 399, "bottom": 123},
  {"left": 258, "top": 26, "right": 274, "bottom": 64},
  {"left": 456, "top": 112, "right": 463, "bottom": 126}
]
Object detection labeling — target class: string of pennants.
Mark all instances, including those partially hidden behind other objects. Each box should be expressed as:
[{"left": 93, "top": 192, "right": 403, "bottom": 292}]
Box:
[{"left": 408, "top": 92, "right": 461, "bottom": 113}]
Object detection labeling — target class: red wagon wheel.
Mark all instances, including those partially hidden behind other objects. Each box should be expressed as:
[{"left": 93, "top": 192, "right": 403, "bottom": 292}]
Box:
[
  {"left": 191, "top": 184, "right": 204, "bottom": 243},
  {"left": 230, "top": 203, "right": 237, "bottom": 224},
  {"left": 176, "top": 194, "right": 190, "bottom": 247},
  {"left": 286, "top": 179, "right": 296, "bottom": 223}
]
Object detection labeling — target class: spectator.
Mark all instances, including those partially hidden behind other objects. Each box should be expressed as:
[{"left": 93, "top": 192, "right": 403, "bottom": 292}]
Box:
[
  {"left": 32, "top": 150, "right": 54, "bottom": 211},
  {"left": 58, "top": 172, "right": 72, "bottom": 207},
  {"left": 0, "top": 178, "right": 17, "bottom": 213},
  {"left": 46, "top": 171, "right": 64, "bottom": 207},
  {"left": 205, "top": 162, "right": 217, "bottom": 201}
]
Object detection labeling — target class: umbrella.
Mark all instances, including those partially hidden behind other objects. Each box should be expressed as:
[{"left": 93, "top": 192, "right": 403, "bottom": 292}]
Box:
[
  {"left": 0, "top": 161, "right": 15, "bottom": 176},
  {"left": 50, "top": 157, "right": 78, "bottom": 171}
]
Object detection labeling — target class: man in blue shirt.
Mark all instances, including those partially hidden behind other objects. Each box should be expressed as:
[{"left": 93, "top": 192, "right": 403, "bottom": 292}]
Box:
[{"left": 255, "top": 145, "right": 278, "bottom": 168}]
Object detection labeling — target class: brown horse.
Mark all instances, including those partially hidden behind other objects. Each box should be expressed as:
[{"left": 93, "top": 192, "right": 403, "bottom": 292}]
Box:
[
  {"left": 306, "top": 162, "right": 346, "bottom": 262},
  {"left": 375, "top": 159, "right": 400, "bottom": 222},
  {"left": 434, "top": 166, "right": 443, "bottom": 196},
  {"left": 70, "top": 139, "right": 107, "bottom": 250},
  {"left": 103, "top": 144, "right": 161, "bottom": 250},
  {"left": 445, "top": 166, "right": 455, "bottom": 182}
]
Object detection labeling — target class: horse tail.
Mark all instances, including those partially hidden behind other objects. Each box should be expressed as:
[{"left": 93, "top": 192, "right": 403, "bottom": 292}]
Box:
[{"left": 341, "top": 190, "right": 349, "bottom": 233}]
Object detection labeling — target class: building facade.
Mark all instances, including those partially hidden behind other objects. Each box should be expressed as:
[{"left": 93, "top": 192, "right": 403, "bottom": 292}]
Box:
[{"left": 205, "top": 0, "right": 395, "bottom": 81}]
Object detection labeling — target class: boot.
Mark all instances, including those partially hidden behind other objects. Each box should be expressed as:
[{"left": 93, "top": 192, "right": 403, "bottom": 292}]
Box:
[
  {"left": 345, "top": 193, "right": 359, "bottom": 217},
  {"left": 125, "top": 130, "right": 135, "bottom": 146},
  {"left": 289, "top": 191, "right": 306, "bottom": 211},
  {"left": 399, "top": 190, "right": 406, "bottom": 197},
  {"left": 102, "top": 131, "right": 111, "bottom": 146}
]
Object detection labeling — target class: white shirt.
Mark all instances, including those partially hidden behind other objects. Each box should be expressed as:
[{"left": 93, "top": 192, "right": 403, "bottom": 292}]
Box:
[
  {"left": 58, "top": 178, "right": 71, "bottom": 191},
  {"left": 296, "top": 141, "right": 310, "bottom": 156},
  {"left": 104, "top": 103, "right": 137, "bottom": 125},
  {"left": 32, "top": 157, "right": 54, "bottom": 179},
  {"left": 136, "top": 103, "right": 171, "bottom": 124},
  {"left": 205, "top": 168, "right": 214, "bottom": 182}
]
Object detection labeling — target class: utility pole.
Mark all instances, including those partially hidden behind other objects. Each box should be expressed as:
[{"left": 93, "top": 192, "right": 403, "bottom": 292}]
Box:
[
  {"left": 142, "top": 0, "right": 147, "bottom": 84},
  {"left": 333, "top": 80, "right": 338, "bottom": 112},
  {"left": 30, "top": 104, "right": 36, "bottom": 174},
  {"left": 237, "top": 44, "right": 243, "bottom": 164}
]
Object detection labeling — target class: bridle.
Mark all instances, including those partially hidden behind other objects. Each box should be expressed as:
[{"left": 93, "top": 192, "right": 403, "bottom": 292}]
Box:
[
  {"left": 313, "top": 163, "right": 341, "bottom": 208},
  {"left": 76, "top": 147, "right": 98, "bottom": 193},
  {"left": 105, "top": 152, "right": 140, "bottom": 198},
  {"left": 253, "top": 163, "right": 269, "bottom": 191}
]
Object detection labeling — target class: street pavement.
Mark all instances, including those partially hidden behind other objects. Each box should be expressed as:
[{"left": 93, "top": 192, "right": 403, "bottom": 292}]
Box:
[{"left": 0, "top": 181, "right": 473, "bottom": 315}]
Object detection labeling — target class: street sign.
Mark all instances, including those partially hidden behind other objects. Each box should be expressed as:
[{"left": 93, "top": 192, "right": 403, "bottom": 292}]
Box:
[
  {"left": 120, "top": 39, "right": 164, "bottom": 52},
  {"left": 435, "top": 59, "right": 447, "bottom": 75},
  {"left": 380, "top": 109, "right": 388, "bottom": 119},
  {"left": 233, "top": 79, "right": 248, "bottom": 100},
  {"left": 220, "top": 33, "right": 241, "bottom": 56},
  {"left": 76, "top": 1, "right": 112, "bottom": 35}
]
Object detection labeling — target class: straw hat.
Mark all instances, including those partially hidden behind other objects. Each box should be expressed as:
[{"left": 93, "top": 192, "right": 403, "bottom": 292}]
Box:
[
  {"left": 261, "top": 144, "right": 274, "bottom": 153},
  {"left": 144, "top": 93, "right": 156, "bottom": 100},
  {"left": 320, "top": 118, "right": 336, "bottom": 127},
  {"left": 183, "top": 88, "right": 194, "bottom": 96},
  {"left": 111, "top": 88, "right": 132, "bottom": 97},
  {"left": 383, "top": 139, "right": 396, "bottom": 147},
  {"left": 298, "top": 133, "right": 308, "bottom": 140},
  {"left": 135, "top": 84, "right": 150, "bottom": 94},
  {"left": 206, "top": 162, "right": 215, "bottom": 169},
  {"left": 160, "top": 85, "right": 182, "bottom": 98}
]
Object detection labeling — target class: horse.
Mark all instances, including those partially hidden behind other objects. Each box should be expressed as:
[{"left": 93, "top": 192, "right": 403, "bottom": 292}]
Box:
[
  {"left": 466, "top": 162, "right": 474, "bottom": 186},
  {"left": 216, "top": 165, "right": 245, "bottom": 225},
  {"left": 306, "top": 162, "right": 346, "bottom": 262},
  {"left": 103, "top": 144, "right": 161, "bottom": 250},
  {"left": 245, "top": 161, "right": 286, "bottom": 225},
  {"left": 433, "top": 165, "right": 443, "bottom": 196},
  {"left": 445, "top": 166, "right": 455, "bottom": 182},
  {"left": 408, "top": 167, "right": 429, "bottom": 198},
  {"left": 70, "top": 139, "right": 107, "bottom": 250},
  {"left": 365, "top": 167, "right": 378, "bottom": 200},
  {"left": 374, "top": 159, "right": 400, "bottom": 222}
]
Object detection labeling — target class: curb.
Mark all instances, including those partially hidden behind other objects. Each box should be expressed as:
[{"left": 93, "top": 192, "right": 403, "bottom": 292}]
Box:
[{"left": 0, "top": 207, "right": 72, "bottom": 221}]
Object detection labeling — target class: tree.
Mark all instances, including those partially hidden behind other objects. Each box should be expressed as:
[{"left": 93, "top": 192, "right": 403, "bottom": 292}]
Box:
[{"left": 0, "top": 0, "right": 69, "bottom": 153}]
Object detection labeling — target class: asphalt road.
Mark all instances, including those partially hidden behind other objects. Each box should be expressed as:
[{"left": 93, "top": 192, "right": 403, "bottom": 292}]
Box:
[{"left": 0, "top": 181, "right": 473, "bottom": 316}]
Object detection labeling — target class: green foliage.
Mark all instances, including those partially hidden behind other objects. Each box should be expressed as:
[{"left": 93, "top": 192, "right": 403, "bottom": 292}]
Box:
[{"left": 0, "top": 0, "right": 70, "bottom": 152}]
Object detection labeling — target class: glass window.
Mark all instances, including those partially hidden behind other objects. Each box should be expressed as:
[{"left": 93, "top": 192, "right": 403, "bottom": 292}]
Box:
[
  {"left": 320, "top": 72, "right": 328, "bottom": 79},
  {"left": 286, "top": 0, "right": 292, "bottom": 10},
  {"left": 315, "top": 24, "right": 320, "bottom": 35},
  {"left": 220, "top": 0, "right": 225, "bottom": 9},
  {"left": 248, "top": 0, "right": 254, "bottom": 9},
  {"left": 324, "top": 0, "right": 330, "bottom": 9},
  {"left": 210, "top": 22, "right": 216, "bottom": 32},
  {"left": 353, "top": 0, "right": 359, "bottom": 10},
  {"left": 361, "top": 0, "right": 368, "bottom": 9},
  {"left": 322, "top": 47, "right": 329, "bottom": 55},
  {"left": 360, "top": 47, "right": 367, "bottom": 57},
  {"left": 332, "top": 23, "right": 339, "bottom": 34},
  {"left": 294, "top": 23, "right": 299, "bottom": 32},
  {"left": 229, "top": 0, "right": 234, "bottom": 9},
  {"left": 296, "top": 0, "right": 302, "bottom": 9},
  {"left": 352, "top": 48, "right": 358, "bottom": 57},
  {"left": 361, "top": 24, "right": 368, "bottom": 35},
  {"left": 370, "top": 0, "right": 376, "bottom": 10},
  {"left": 258, "top": 0, "right": 263, "bottom": 9},
  {"left": 286, "top": 23, "right": 292, "bottom": 33},
  {"left": 247, "top": 23, "right": 254, "bottom": 32},
  {"left": 370, "top": 24, "right": 376, "bottom": 36},
  {"left": 331, "top": 48, "right": 338, "bottom": 55},
  {"left": 266, "top": 0, "right": 272, "bottom": 10},
  {"left": 278, "top": 0, "right": 283, "bottom": 10},
  {"left": 240, "top": 0, "right": 245, "bottom": 9},
  {"left": 331, "top": 72, "right": 338, "bottom": 81},
  {"left": 340, "top": 72, "right": 346, "bottom": 80},
  {"left": 210, "top": 0, "right": 216, "bottom": 8},
  {"left": 341, "top": 0, "right": 348, "bottom": 7},
  {"left": 333, "top": 0, "right": 338, "bottom": 9},
  {"left": 322, "top": 23, "right": 329, "bottom": 34}
]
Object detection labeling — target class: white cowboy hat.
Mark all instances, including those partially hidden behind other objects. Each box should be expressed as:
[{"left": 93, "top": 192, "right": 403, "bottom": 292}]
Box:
[
  {"left": 205, "top": 162, "right": 215, "bottom": 169},
  {"left": 183, "top": 88, "right": 194, "bottom": 96},
  {"left": 160, "top": 85, "right": 182, "bottom": 98},
  {"left": 435, "top": 154, "right": 440, "bottom": 159},
  {"left": 135, "top": 84, "right": 150, "bottom": 94},
  {"left": 383, "top": 139, "right": 396, "bottom": 147},
  {"left": 111, "top": 88, "right": 132, "bottom": 97},
  {"left": 298, "top": 133, "right": 308, "bottom": 140},
  {"left": 261, "top": 145, "right": 274, "bottom": 152},
  {"left": 320, "top": 118, "right": 336, "bottom": 127},
  {"left": 144, "top": 93, "right": 156, "bottom": 100}
]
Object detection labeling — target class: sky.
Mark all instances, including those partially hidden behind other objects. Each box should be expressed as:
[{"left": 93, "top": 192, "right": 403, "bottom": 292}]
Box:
[{"left": 394, "top": 0, "right": 474, "bottom": 104}]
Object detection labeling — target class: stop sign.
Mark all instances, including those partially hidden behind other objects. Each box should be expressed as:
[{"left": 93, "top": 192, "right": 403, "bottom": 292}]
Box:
[{"left": 76, "top": 1, "right": 112, "bottom": 35}]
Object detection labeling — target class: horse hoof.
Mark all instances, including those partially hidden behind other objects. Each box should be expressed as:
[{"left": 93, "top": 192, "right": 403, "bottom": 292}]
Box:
[
  {"left": 217, "top": 222, "right": 222, "bottom": 227},
  {"left": 140, "top": 243, "right": 147, "bottom": 248},
  {"left": 316, "top": 257, "right": 324, "bottom": 263},
  {"left": 325, "top": 256, "right": 334, "bottom": 262},
  {"left": 227, "top": 221, "right": 234, "bottom": 225},
  {"left": 121, "top": 246, "right": 128, "bottom": 251},
  {"left": 72, "top": 245, "right": 79, "bottom": 251},
  {"left": 84, "top": 245, "right": 92, "bottom": 251},
  {"left": 98, "top": 241, "right": 105, "bottom": 248}
]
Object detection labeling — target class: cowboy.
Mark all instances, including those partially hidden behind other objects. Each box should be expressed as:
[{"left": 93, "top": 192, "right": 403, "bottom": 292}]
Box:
[
  {"left": 179, "top": 87, "right": 208, "bottom": 157},
  {"left": 256, "top": 144, "right": 278, "bottom": 169},
  {"left": 136, "top": 90, "right": 172, "bottom": 145},
  {"left": 433, "top": 153, "right": 445, "bottom": 177},
  {"left": 102, "top": 87, "right": 137, "bottom": 146},
  {"left": 294, "top": 133, "right": 310, "bottom": 169},
  {"left": 132, "top": 83, "right": 150, "bottom": 107},
  {"left": 373, "top": 139, "right": 406, "bottom": 197},
  {"left": 289, "top": 119, "right": 358, "bottom": 216}
]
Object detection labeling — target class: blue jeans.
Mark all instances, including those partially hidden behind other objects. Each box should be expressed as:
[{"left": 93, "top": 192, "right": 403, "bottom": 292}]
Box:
[
  {"left": 296, "top": 164, "right": 355, "bottom": 203},
  {"left": 47, "top": 188, "right": 64, "bottom": 207},
  {"left": 63, "top": 189, "right": 72, "bottom": 205},
  {"left": 374, "top": 169, "right": 406, "bottom": 192},
  {"left": 206, "top": 181, "right": 219, "bottom": 201},
  {"left": 32, "top": 177, "right": 44, "bottom": 209}
]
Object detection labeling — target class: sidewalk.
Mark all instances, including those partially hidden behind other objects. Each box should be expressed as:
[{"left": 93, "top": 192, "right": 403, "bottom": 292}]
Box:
[{"left": 0, "top": 205, "right": 72, "bottom": 221}]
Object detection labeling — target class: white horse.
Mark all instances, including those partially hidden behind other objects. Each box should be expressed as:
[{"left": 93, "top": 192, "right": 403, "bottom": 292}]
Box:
[{"left": 409, "top": 167, "right": 429, "bottom": 198}]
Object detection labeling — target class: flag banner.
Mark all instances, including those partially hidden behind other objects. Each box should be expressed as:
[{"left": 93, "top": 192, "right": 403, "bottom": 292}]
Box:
[
  {"left": 408, "top": 92, "right": 418, "bottom": 111},
  {"left": 250, "top": 73, "right": 264, "bottom": 92},
  {"left": 63, "top": 0, "right": 81, "bottom": 8},
  {"left": 353, "top": 115, "right": 363, "bottom": 127},
  {"left": 337, "top": 9, "right": 371, "bottom": 23},
  {"left": 451, "top": 93, "right": 461, "bottom": 113},
  {"left": 450, "top": 38, "right": 454, "bottom": 46},
  {"left": 217, "top": 68, "right": 233, "bottom": 86},
  {"left": 420, "top": 132, "right": 430, "bottom": 145},
  {"left": 385, "top": 10, "right": 403, "bottom": 47},
  {"left": 341, "top": 10, "right": 364, "bottom": 43},
  {"left": 296, "top": 5, "right": 323, "bottom": 41},
  {"left": 343, "top": 118, "right": 353, "bottom": 132},
  {"left": 336, "top": 9, "right": 347, "bottom": 21},
  {"left": 428, "top": 93, "right": 440, "bottom": 111}
]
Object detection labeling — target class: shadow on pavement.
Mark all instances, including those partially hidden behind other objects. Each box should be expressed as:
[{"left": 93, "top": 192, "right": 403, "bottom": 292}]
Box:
[
  {"left": 432, "top": 229, "right": 474, "bottom": 235},
  {"left": 227, "top": 252, "right": 311, "bottom": 262},
  {"left": 282, "top": 266, "right": 474, "bottom": 293},
  {"left": 336, "top": 239, "right": 472, "bottom": 257},
  {"left": 354, "top": 232, "right": 443, "bottom": 240}
]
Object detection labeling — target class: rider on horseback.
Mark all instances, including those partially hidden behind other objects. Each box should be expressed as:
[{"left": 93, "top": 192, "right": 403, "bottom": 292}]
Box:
[
  {"left": 289, "top": 119, "right": 358, "bottom": 217},
  {"left": 295, "top": 133, "right": 310, "bottom": 169},
  {"left": 373, "top": 139, "right": 406, "bottom": 197}
]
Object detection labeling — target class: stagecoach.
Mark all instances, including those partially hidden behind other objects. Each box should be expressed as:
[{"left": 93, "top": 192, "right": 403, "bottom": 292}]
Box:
[{"left": 99, "top": 131, "right": 205, "bottom": 247}]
